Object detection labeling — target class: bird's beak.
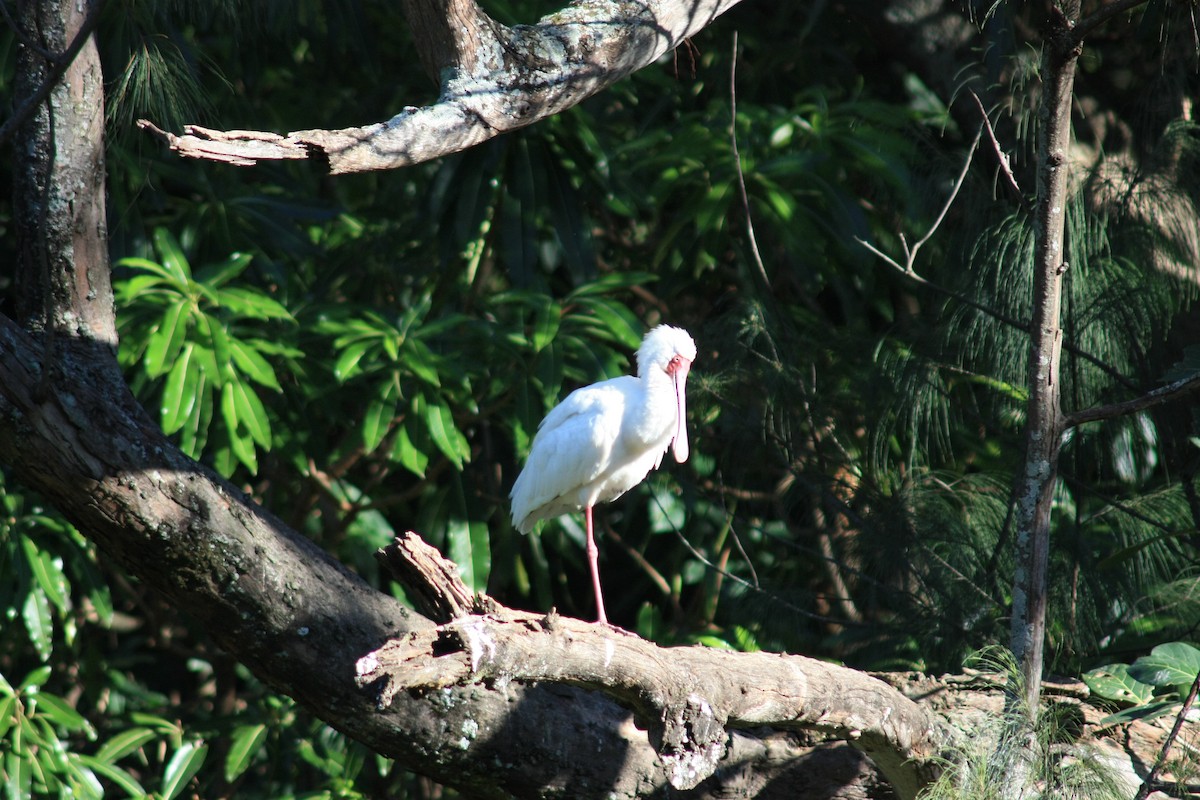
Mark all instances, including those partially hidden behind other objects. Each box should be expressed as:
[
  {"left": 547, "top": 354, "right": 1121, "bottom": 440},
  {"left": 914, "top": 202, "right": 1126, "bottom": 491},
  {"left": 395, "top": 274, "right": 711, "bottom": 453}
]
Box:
[{"left": 671, "top": 359, "right": 691, "bottom": 463}]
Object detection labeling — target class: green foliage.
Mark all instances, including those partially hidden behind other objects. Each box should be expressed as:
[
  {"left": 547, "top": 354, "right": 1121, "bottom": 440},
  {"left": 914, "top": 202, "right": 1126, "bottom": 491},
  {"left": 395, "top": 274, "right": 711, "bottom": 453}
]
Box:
[
  {"left": 115, "top": 228, "right": 293, "bottom": 475},
  {"left": 1085, "top": 642, "right": 1200, "bottom": 726}
]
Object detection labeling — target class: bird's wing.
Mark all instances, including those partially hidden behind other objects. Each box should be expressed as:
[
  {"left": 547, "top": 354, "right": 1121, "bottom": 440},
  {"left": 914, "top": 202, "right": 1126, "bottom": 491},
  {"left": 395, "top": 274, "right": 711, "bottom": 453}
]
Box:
[{"left": 509, "top": 378, "right": 632, "bottom": 530}]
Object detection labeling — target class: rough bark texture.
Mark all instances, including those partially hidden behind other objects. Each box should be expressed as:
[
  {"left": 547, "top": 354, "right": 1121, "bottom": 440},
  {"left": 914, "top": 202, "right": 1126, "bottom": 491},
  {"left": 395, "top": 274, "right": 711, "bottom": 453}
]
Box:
[
  {"left": 362, "top": 537, "right": 939, "bottom": 795},
  {"left": 137, "top": 0, "right": 745, "bottom": 173},
  {"left": 12, "top": 0, "right": 114, "bottom": 342}
]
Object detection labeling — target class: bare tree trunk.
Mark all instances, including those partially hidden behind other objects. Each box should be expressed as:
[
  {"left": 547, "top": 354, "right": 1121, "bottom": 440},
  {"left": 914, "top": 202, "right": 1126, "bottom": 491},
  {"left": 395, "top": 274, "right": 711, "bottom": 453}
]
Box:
[
  {"left": 12, "top": 0, "right": 114, "bottom": 342},
  {"left": 1009, "top": 2, "right": 1080, "bottom": 719}
]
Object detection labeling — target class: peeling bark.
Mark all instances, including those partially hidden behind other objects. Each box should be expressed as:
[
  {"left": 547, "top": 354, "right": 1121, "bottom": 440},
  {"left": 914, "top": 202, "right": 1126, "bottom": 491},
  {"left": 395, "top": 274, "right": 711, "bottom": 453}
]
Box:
[
  {"left": 361, "top": 534, "right": 940, "bottom": 795},
  {"left": 137, "top": 0, "right": 745, "bottom": 174}
]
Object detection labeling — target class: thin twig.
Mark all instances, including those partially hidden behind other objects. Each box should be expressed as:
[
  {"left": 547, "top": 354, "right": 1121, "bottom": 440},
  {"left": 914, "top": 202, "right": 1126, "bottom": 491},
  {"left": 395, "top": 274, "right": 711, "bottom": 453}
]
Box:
[
  {"left": 969, "top": 90, "right": 1026, "bottom": 206},
  {"left": 908, "top": 123, "right": 984, "bottom": 270},
  {"left": 729, "top": 31, "right": 771, "bottom": 290},
  {"left": 1133, "top": 668, "right": 1200, "bottom": 800},
  {"left": 1063, "top": 373, "right": 1200, "bottom": 428},
  {"left": 856, "top": 123, "right": 982, "bottom": 279}
]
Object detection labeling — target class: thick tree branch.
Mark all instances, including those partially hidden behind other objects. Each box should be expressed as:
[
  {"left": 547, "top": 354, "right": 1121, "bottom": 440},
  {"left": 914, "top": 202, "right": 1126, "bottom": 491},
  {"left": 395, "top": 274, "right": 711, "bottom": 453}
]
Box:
[
  {"left": 365, "top": 535, "right": 941, "bottom": 797},
  {"left": 138, "top": 0, "right": 745, "bottom": 174}
]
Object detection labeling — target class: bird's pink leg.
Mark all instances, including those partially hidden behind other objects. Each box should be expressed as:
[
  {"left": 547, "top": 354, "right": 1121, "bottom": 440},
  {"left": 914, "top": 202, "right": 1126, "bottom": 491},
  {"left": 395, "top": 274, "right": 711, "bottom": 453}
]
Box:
[{"left": 584, "top": 506, "right": 608, "bottom": 625}]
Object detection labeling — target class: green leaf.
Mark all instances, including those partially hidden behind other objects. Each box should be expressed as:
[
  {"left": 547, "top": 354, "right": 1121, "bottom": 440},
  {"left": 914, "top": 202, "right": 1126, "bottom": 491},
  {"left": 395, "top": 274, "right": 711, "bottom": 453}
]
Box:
[
  {"left": 207, "top": 317, "right": 235, "bottom": 383},
  {"left": 400, "top": 338, "right": 442, "bottom": 387},
  {"left": 216, "top": 287, "right": 292, "bottom": 320},
  {"left": 161, "top": 343, "right": 198, "bottom": 435},
  {"left": 566, "top": 271, "right": 658, "bottom": 299},
  {"left": 334, "top": 340, "right": 374, "bottom": 382},
  {"left": 391, "top": 423, "right": 429, "bottom": 478},
  {"left": 22, "top": 587, "right": 53, "bottom": 661},
  {"left": 1128, "top": 642, "right": 1200, "bottom": 696},
  {"left": 1082, "top": 663, "right": 1155, "bottom": 705},
  {"left": 0, "top": 697, "right": 15, "bottom": 740},
  {"left": 17, "top": 666, "right": 52, "bottom": 693},
  {"left": 221, "top": 382, "right": 258, "bottom": 472},
  {"left": 143, "top": 298, "right": 190, "bottom": 378},
  {"left": 529, "top": 297, "right": 560, "bottom": 352},
  {"left": 224, "top": 723, "right": 268, "bottom": 782},
  {"left": 73, "top": 755, "right": 145, "bottom": 797},
  {"left": 33, "top": 693, "right": 92, "bottom": 736},
  {"left": 229, "top": 339, "right": 282, "bottom": 391},
  {"left": 447, "top": 517, "right": 491, "bottom": 594},
  {"left": 574, "top": 298, "right": 642, "bottom": 350},
  {"left": 152, "top": 228, "right": 192, "bottom": 286},
  {"left": 20, "top": 535, "right": 68, "bottom": 615},
  {"left": 94, "top": 727, "right": 159, "bottom": 763},
  {"left": 230, "top": 378, "right": 271, "bottom": 449},
  {"left": 161, "top": 741, "right": 207, "bottom": 800},
  {"left": 65, "top": 753, "right": 106, "bottom": 800},
  {"left": 1098, "top": 699, "right": 1180, "bottom": 727},
  {"left": 6, "top": 749, "right": 31, "bottom": 799},
  {"left": 195, "top": 252, "right": 253, "bottom": 287},
  {"left": 424, "top": 400, "right": 470, "bottom": 468},
  {"left": 178, "top": 365, "right": 211, "bottom": 458},
  {"left": 115, "top": 257, "right": 177, "bottom": 286},
  {"left": 362, "top": 382, "right": 397, "bottom": 452}
]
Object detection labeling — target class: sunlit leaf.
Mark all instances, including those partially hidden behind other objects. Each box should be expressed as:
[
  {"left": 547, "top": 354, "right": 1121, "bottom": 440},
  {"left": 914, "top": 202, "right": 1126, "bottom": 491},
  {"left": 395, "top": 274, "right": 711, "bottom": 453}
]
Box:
[
  {"left": 334, "top": 340, "right": 374, "bottom": 382},
  {"left": 161, "top": 343, "right": 198, "bottom": 435},
  {"left": 1082, "top": 663, "right": 1155, "bottom": 705},
  {"left": 33, "top": 694, "right": 93, "bottom": 737},
  {"left": 448, "top": 517, "right": 491, "bottom": 594},
  {"left": 230, "top": 378, "right": 271, "bottom": 449},
  {"left": 20, "top": 535, "right": 68, "bottom": 615},
  {"left": 152, "top": 227, "right": 192, "bottom": 286},
  {"left": 22, "top": 587, "right": 54, "bottom": 661},
  {"left": 144, "top": 298, "right": 190, "bottom": 378},
  {"left": 362, "top": 381, "right": 397, "bottom": 452},
  {"left": 1129, "top": 642, "right": 1200, "bottom": 696},
  {"left": 217, "top": 287, "right": 292, "bottom": 320},
  {"left": 94, "top": 727, "right": 159, "bottom": 763},
  {"left": 424, "top": 399, "right": 471, "bottom": 468},
  {"left": 73, "top": 755, "right": 146, "bottom": 797},
  {"left": 161, "top": 741, "right": 208, "bottom": 800},
  {"left": 17, "top": 666, "right": 52, "bottom": 693},
  {"left": 229, "top": 339, "right": 282, "bottom": 391},
  {"left": 195, "top": 252, "right": 253, "bottom": 287},
  {"left": 224, "top": 723, "right": 268, "bottom": 782}
]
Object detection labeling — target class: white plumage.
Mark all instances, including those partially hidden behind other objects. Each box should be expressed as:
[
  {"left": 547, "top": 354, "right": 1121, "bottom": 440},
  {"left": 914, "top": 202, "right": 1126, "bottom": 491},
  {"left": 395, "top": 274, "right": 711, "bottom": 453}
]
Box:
[{"left": 510, "top": 324, "right": 697, "bottom": 624}]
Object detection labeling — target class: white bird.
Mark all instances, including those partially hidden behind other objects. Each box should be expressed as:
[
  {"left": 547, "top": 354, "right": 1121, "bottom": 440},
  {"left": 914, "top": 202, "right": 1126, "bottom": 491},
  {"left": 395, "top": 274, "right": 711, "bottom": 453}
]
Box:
[{"left": 510, "top": 324, "right": 697, "bottom": 625}]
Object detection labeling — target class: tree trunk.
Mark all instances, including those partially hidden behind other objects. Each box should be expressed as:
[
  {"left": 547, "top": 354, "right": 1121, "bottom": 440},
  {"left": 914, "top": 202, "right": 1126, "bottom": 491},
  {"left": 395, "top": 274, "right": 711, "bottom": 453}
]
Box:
[{"left": 1009, "top": 2, "right": 1080, "bottom": 719}]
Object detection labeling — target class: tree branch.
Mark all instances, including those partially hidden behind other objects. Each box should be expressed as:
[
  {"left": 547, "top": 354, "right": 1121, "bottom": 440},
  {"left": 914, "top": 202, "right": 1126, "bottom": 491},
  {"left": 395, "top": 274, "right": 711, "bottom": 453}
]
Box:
[
  {"left": 363, "top": 537, "right": 940, "bottom": 798},
  {"left": 139, "top": 0, "right": 746, "bottom": 174},
  {"left": 1072, "top": 0, "right": 1150, "bottom": 45},
  {"left": 1062, "top": 373, "right": 1200, "bottom": 429}
]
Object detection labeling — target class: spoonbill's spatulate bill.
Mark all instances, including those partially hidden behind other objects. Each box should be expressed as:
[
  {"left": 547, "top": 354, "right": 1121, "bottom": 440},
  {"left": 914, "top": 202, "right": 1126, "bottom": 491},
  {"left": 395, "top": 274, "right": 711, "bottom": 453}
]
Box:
[{"left": 510, "top": 325, "right": 697, "bottom": 624}]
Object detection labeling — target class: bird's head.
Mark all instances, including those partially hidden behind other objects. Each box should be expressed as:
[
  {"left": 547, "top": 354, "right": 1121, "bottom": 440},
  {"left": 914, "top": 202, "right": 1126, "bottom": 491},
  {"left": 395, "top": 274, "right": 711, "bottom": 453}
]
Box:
[{"left": 637, "top": 325, "right": 697, "bottom": 463}]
